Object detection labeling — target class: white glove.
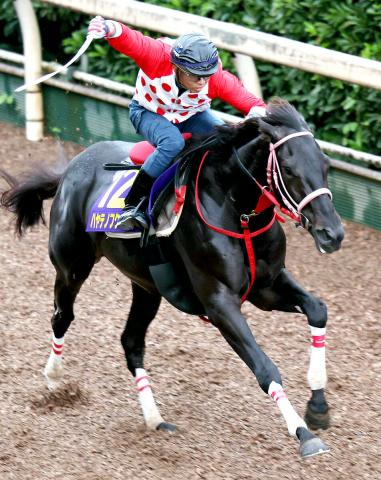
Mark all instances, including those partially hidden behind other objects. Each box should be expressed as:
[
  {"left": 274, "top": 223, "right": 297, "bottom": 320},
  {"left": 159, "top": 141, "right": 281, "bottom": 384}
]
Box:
[
  {"left": 246, "top": 106, "right": 267, "bottom": 119},
  {"left": 88, "top": 16, "right": 121, "bottom": 39},
  {"left": 88, "top": 16, "right": 109, "bottom": 38}
]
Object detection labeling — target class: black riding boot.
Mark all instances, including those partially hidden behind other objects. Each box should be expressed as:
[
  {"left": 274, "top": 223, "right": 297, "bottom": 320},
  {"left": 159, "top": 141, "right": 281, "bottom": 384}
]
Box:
[{"left": 116, "top": 169, "right": 155, "bottom": 231}]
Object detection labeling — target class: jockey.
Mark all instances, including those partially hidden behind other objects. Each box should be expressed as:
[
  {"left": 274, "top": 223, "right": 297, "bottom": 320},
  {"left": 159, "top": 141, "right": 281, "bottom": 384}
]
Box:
[{"left": 88, "top": 17, "right": 267, "bottom": 231}]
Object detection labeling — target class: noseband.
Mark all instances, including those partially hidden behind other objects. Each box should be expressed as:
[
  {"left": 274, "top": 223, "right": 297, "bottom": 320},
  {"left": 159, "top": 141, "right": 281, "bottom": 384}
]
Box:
[{"left": 267, "top": 131, "right": 332, "bottom": 227}]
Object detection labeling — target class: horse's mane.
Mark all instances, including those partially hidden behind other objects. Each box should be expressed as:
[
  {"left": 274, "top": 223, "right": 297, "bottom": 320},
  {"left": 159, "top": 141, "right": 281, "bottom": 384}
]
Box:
[
  {"left": 183, "top": 98, "right": 309, "bottom": 160},
  {"left": 183, "top": 118, "right": 259, "bottom": 160},
  {"left": 262, "top": 97, "right": 310, "bottom": 131}
]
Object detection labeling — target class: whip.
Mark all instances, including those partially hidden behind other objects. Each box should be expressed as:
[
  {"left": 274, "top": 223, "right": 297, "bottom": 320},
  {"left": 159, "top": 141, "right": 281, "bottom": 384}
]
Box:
[{"left": 15, "top": 33, "right": 95, "bottom": 93}]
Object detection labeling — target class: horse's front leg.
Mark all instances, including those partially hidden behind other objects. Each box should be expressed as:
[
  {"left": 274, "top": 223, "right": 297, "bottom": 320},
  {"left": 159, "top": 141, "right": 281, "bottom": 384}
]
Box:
[
  {"left": 250, "top": 267, "right": 330, "bottom": 431},
  {"left": 198, "top": 282, "right": 329, "bottom": 458}
]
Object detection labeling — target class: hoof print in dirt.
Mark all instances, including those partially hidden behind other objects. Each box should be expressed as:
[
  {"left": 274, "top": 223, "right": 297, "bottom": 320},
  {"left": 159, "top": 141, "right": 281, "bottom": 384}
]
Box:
[
  {"left": 31, "top": 383, "right": 88, "bottom": 412},
  {"left": 156, "top": 422, "right": 177, "bottom": 433}
]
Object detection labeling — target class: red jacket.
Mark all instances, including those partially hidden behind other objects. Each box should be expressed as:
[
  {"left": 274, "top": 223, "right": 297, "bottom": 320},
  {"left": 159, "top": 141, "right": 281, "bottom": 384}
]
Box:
[{"left": 108, "top": 24, "right": 266, "bottom": 124}]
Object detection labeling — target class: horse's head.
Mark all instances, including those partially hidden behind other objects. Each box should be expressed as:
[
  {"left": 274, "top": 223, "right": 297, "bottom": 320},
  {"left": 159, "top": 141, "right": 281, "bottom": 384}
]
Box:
[{"left": 257, "top": 99, "right": 344, "bottom": 253}]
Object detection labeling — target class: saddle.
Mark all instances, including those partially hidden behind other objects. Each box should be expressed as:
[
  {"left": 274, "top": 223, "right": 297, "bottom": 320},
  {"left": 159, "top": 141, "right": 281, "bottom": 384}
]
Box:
[
  {"left": 98, "top": 134, "right": 206, "bottom": 316},
  {"left": 101, "top": 133, "right": 193, "bottom": 236}
]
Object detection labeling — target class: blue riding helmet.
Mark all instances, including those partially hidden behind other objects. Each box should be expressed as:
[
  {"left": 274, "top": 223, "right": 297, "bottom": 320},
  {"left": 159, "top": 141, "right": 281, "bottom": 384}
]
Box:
[{"left": 170, "top": 33, "right": 219, "bottom": 76}]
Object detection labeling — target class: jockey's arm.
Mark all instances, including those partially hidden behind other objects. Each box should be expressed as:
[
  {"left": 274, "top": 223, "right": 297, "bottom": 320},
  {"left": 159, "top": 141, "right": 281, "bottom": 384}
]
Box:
[
  {"left": 88, "top": 17, "right": 166, "bottom": 72},
  {"left": 209, "top": 69, "right": 267, "bottom": 118},
  {"left": 108, "top": 24, "right": 166, "bottom": 68}
]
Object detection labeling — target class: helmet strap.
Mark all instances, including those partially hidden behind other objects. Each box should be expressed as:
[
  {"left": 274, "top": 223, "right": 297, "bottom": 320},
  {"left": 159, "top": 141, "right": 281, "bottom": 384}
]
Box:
[{"left": 173, "top": 66, "right": 187, "bottom": 91}]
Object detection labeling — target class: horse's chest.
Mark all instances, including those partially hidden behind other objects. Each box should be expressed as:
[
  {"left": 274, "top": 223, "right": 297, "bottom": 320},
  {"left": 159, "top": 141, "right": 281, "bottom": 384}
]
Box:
[{"left": 254, "top": 258, "right": 281, "bottom": 288}]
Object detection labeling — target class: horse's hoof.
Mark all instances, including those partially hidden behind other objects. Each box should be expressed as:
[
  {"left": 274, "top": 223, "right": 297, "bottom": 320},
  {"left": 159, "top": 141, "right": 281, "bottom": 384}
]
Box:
[
  {"left": 44, "top": 369, "right": 63, "bottom": 391},
  {"left": 45, "top": 379, "right": 61, "bottom": 391},
  {"left": 44, "top": 357, "right": 64, "bottom": 391},
  {"left": 304, "top": 405, "right": 330, "bottom": 430},
  {"left": 156, "top": 422, "right": 177, "bottom": 433},
  {"left": 299, "top": 437, "right": 330, "bottom": 458}
]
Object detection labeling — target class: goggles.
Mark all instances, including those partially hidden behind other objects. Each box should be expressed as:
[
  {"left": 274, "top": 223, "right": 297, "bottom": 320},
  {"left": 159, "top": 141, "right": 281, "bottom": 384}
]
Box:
[{"left": 176, "top": 65, "right": 213, "bottom": 82}]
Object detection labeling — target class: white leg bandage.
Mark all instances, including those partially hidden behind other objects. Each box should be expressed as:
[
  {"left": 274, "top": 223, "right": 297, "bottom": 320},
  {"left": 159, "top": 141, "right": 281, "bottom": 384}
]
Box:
[
  {"left": 135, "top": 368, "right": 164, "bottom": 430},
  {"left": 307, "top": 326, "right": 327, "bottom": 390},
  {"left": 44, "top": 334, "right": 65, "bottom": 389},
  {"left": 268, "top": 381, "right": 307, "bottom": 437}
]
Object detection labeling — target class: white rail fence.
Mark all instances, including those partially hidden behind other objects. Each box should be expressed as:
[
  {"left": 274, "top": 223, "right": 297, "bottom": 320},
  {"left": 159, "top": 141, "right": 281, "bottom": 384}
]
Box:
[
  {"left": 3, "top": 0, "right": 381, "bottom": 174},
  {"left": 3, "top": 49, "right": 381, "bottom": 179},
  {"left": 41, "top": 0, "right": 381, "bottom": 90}
]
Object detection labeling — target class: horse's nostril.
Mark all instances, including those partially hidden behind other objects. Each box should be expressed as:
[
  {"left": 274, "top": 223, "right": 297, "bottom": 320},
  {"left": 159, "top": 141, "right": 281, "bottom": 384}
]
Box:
[
  {"left": 316, "top": 228, "right": 331, "bottom": 242},
  {"left": 316, "top": 225, "right": 343, "bottom": 242},
  {"left": 313, "top": 225, "right": 344, "bottom": 253}
]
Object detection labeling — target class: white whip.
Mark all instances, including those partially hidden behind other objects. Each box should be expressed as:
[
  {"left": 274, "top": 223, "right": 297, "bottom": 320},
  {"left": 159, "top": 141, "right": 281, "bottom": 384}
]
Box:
[{"left": 15, "top": 34, "right": 95, "bottom": 93}]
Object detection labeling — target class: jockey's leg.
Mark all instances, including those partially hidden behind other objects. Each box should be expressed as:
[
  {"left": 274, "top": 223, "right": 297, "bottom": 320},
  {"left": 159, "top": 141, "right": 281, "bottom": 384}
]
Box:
[
  {"left": 121, "top": 282, "right": 175, "bottom": 432},
  {"left": 249, "top": 267, "right": 330, "bottom": 430},
  {"left": 116, "top": 169, "right": 155, "bottom": 230},
  {"left": 117, "top": 107, "right": 184, "bottom": 230}
]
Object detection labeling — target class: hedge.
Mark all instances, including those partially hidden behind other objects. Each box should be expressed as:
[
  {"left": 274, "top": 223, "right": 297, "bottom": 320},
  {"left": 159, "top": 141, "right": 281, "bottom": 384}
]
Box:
[{"left": 1, "top": 0, "right": 380, "bottom": 155}]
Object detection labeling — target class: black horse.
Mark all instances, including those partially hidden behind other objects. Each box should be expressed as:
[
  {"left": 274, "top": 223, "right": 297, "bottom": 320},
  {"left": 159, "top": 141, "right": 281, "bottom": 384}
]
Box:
[{"left": 0, "top": 99, "right": 344, "bottom": 458}]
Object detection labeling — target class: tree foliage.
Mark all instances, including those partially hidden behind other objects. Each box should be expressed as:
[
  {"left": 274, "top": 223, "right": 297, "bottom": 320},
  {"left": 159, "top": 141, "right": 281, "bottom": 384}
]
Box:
[{"left": 2, "top": 0, "right": 380, "bottom": 153}]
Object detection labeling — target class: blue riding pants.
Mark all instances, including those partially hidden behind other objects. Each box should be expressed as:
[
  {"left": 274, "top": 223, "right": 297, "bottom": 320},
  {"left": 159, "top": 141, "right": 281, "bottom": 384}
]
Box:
[{"left": 129, "top": 100, "right": 224, "bottom": 178}]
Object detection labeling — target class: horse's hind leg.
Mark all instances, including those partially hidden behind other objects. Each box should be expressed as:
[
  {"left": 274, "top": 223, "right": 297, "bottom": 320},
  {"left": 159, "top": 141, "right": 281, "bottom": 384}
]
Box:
[
  {"left": 251, "top": 267, "right": 330, "bottom": 431},
  {"left": 121, "top": 282, "right": 175, "bottom": 432},
  {"left": 44, "top": 240, "right": 95, "bottom": 390}
]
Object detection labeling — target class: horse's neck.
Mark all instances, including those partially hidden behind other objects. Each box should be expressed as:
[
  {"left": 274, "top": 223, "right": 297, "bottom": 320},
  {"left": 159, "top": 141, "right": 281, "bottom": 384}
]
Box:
[
  {"left": 196, "top": 141, "right": 269, "bottom": 220},
  {"left": 225, "top": 140, "right": 269, "bottom": 210}
]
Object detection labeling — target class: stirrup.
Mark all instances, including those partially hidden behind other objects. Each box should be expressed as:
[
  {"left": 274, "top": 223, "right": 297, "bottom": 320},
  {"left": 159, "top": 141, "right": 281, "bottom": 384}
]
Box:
[{"left": 116, "top": 198, "right": 149, "bottom": 231}]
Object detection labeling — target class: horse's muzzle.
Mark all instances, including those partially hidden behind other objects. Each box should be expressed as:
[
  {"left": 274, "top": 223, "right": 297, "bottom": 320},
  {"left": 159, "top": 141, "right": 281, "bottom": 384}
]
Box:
[{"left": 311, "top": 223, "right": 345, "bottom": 254}]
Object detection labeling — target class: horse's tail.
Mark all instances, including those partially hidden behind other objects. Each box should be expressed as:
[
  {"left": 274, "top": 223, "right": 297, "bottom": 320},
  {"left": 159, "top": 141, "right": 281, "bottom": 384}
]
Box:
[{"left": 0, "top": 164, "right": 64, "bottom": 237}]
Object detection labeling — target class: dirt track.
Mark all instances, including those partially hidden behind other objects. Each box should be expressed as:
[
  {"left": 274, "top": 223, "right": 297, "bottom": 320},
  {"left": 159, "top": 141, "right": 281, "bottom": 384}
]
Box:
[{"left": 0, "top": 122, "right": 380, "bottom": 480}]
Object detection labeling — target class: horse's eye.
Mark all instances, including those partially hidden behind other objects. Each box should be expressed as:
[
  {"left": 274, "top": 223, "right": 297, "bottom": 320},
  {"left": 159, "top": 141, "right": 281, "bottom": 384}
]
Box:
[{"left": 282, "top": 166, "right": 293, "bottom": 175}]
